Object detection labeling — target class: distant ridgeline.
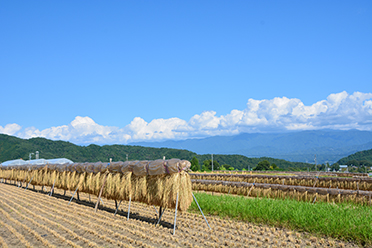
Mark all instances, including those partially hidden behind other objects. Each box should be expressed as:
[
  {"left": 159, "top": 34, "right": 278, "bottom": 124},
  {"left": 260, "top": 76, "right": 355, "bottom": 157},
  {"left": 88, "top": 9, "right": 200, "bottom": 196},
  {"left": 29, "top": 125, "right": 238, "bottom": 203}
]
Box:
[
  {"left": 337, "top": 149, "right": 372, "bottom": 167},
  {"left": 0, "top": 133, "right": 327, "bottom": 171}
]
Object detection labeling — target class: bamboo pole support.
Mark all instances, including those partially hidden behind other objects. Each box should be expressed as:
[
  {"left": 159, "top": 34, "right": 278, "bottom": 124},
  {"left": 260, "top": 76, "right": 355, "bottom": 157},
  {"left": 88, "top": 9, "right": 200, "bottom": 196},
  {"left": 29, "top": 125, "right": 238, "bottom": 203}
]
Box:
[
  {"left": 95, "top": 173, "right": 108, "bottom": 212},
  {"left": 49, "top": 178, "right": 56, "bottom": 197},
  {"left": 24, "top": 176, "right": 34, "bottom": 191},
  {"left": 313, "top": 180, "right": 317, "bottom": 187},
  {"left": 153, "top": 206, "right": 159, "bottom": 215},
  {"left": 247, "top": 180, "right": 256, "bottom": 196},
  {"left": 192, "top": 192, "right": 211, "bottom": 230},
  {"left": 156, "top": 207, "right": 166, "bottom": 226},
  {"left": 312, "top": 193, "right": 317, "bottom": 204},
  {"left": 127, "top": 196, "right": 131, "bottom": 220},
  {"left": 68, "top": 185, "right": 80, "bottom": 205},
  {"left": 19, "top": 171, "right": 29, "bottom": 188},
  {"left": 173, "top": 191, "right": 179, "bottom": 235},
  {"left": 114, "top": 200, "right": 122, "bottom": 216}
]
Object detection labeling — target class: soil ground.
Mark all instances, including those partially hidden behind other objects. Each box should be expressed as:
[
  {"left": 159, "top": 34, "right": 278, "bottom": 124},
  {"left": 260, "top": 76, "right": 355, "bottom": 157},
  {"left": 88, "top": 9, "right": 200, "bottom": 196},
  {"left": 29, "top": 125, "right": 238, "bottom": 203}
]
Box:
[{"left": 0, "top": 182, "right": 360, "bottom": 248}]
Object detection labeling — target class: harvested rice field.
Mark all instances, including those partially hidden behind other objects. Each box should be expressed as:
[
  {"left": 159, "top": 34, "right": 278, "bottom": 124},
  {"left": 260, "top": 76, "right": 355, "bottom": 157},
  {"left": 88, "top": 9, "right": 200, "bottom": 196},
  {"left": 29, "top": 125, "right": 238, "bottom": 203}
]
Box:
[{"left": 0, "top": 182, "right": 360, "bottom": 248}]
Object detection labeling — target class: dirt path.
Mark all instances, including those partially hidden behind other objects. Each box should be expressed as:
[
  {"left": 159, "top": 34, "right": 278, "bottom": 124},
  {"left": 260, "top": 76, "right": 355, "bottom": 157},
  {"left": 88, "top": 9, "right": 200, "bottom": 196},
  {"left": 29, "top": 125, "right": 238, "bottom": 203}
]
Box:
[{"left": 0, "top": 183, "right": 360, "bottom": 247}]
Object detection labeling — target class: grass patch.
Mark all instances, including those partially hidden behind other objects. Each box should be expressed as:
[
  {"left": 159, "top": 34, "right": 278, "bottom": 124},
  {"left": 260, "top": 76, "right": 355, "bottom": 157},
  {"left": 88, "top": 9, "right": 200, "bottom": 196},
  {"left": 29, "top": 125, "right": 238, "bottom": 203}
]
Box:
[{"left": 189, "top": 192, "right": 372, "bottom": 246}]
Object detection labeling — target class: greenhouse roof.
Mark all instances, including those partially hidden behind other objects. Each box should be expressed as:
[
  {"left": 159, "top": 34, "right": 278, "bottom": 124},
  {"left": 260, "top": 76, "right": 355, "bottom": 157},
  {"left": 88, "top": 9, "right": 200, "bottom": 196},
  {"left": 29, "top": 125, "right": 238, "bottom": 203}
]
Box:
[{"left": 1, "top": 158, "right": 73, "bottom": 166}]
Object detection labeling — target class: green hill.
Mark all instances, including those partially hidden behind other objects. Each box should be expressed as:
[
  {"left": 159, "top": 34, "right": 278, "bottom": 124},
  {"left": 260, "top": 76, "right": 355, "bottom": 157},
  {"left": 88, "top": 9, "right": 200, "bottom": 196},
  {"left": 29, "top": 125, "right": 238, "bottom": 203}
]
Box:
[
  {"left": 0, "top": 134, "right": 311, "bottom": 170},
  {"left": 337, "top": 149, "right": 372, "bottom": 167},
  {"left": 0, "top": 134, "right": 194, "bottom": 163}
]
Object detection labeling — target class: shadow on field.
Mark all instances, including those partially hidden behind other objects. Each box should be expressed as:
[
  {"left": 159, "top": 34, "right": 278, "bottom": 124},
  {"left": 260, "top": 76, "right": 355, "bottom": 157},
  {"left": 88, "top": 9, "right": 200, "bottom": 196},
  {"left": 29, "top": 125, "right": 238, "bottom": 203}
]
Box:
[{"left": 4, "top": 182, "right": 175, "bottom": 230}]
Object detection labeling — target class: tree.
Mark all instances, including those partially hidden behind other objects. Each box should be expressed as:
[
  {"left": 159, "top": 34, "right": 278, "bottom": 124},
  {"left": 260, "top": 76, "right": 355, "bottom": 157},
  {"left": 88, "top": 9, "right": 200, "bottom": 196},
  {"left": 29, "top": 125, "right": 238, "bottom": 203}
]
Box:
[
  {"left": 346, "top": 160, "right": 359, "bottom": 167},
  {"left": 219, "top": 164, "right": 227, "bottom": 171},
  {"left": 203, "top": 159, "right": 220, "bottom": 170},
  {"left": 228, "top": 166, "right": 235, "bottom": 171},
  {"left": 270, "top": 163, "right": 278, "bottom": 170},
  {"left": 319, "top": 164, "right": 326, "bottom": 171},
  {"left": 358, "top": 166, "right": 367, "bottom": 173},
  {"left": 330, "top": 163, "right": 340, "bottom": 172},
  {"left": 254, "top": 160, "right": 270, "bottom": 171},
  {"left": 190, "top": 156, "right": 200, "bottom": 171}
]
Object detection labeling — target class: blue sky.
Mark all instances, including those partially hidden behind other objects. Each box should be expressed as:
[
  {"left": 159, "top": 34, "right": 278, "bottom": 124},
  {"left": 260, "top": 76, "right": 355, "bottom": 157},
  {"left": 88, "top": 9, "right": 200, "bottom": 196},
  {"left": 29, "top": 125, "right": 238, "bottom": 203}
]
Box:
[{"left": 1, "top": 1, "right": 371, "bottom": 144}]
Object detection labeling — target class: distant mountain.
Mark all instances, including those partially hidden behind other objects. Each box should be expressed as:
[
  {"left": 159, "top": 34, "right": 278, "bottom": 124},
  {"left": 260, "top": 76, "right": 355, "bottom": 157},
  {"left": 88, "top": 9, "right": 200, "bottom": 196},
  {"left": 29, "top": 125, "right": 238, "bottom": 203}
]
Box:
[
  {"left": 0, "top": 134, "right": 311, "bottom": 170},
  {"left": 131, "top": 130, "right": 372, "bottom": 164}
]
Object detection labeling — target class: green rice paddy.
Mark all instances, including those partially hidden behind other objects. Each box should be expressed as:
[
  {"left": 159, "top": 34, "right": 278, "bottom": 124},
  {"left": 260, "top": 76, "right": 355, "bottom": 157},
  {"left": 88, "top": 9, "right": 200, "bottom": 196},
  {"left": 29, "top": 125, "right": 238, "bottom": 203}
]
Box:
[{"left": 190, "top": 192, "right": 372, "bottom": 245}]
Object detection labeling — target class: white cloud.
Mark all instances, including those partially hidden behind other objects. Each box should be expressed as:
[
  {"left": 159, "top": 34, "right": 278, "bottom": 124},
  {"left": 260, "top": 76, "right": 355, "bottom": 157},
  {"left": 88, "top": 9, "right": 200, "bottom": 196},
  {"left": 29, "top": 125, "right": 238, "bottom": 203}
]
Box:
[
  {"left": 0, "top": 123, "right": 22, "bottom": 135},
  {"left": 124, "top": 117, "right": 189, "bottom": 141},
  {"left": 3, "top": 91, "right": 372, "bottom": 144}
]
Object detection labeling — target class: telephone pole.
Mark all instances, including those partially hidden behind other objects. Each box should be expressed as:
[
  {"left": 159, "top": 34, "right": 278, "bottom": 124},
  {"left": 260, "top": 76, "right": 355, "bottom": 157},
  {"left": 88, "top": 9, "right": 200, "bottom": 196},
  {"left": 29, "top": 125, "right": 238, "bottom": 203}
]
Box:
[{"left": 211, "top": 154, "right": 213, "bottom": 172}]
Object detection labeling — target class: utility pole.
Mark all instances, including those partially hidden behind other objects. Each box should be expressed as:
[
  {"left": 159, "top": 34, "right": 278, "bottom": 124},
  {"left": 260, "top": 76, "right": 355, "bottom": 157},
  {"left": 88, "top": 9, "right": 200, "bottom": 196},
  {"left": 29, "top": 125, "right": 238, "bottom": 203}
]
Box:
[
  {"left": 211, "top": 154, "right": 213, "bottom": 172},
  {"left": 314, "top": 155, "right": 317, "bottom": 172},
  {"left": 126, "top": 154, "right": 128, "bottom": 161},
  {"left": 29, "top": 153, "right": 34, "bottom": 161}
]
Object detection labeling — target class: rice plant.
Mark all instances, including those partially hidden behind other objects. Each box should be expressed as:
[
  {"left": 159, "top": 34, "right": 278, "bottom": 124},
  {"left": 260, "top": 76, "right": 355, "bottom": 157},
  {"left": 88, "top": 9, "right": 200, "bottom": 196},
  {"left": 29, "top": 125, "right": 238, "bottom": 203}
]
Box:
[{"left": 189, "top": 192, "right": 372, "bottom": 246}]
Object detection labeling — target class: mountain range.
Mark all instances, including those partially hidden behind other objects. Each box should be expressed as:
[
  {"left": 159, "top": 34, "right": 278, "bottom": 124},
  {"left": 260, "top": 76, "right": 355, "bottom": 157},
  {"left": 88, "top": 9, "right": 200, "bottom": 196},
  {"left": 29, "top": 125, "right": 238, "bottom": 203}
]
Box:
[
  {"left": 0, "top": 133, "right": 311, "bottom": 170},
  {"left": 132, "top": 130, "right": 372, "bottom": 164}
]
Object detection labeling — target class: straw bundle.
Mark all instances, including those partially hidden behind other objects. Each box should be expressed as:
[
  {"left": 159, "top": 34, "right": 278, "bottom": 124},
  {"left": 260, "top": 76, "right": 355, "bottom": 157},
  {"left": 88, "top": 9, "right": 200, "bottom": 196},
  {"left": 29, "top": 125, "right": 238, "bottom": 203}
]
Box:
[
  {"left": 147, "top": 175, "right": 165, "bottom": 206},
  {"left": 192, "top": 179, "right": 372, "bottom": 205},
  {"left": 190, "top": 173, "right": 372, "bottom": 191},
  {"left": 0, "top": 159, "right": 193, "bottom": 211}
]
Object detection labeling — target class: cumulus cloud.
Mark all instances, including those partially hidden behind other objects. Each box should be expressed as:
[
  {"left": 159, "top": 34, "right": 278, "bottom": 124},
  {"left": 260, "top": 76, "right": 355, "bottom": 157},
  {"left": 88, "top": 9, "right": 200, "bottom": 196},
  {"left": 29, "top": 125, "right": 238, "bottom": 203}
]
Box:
[
  {"left": 2, "top": 91, "right": 372, "bottom": 144},
  {"left": 0, "top": 123, "right": 22, "bottom": 135}
]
